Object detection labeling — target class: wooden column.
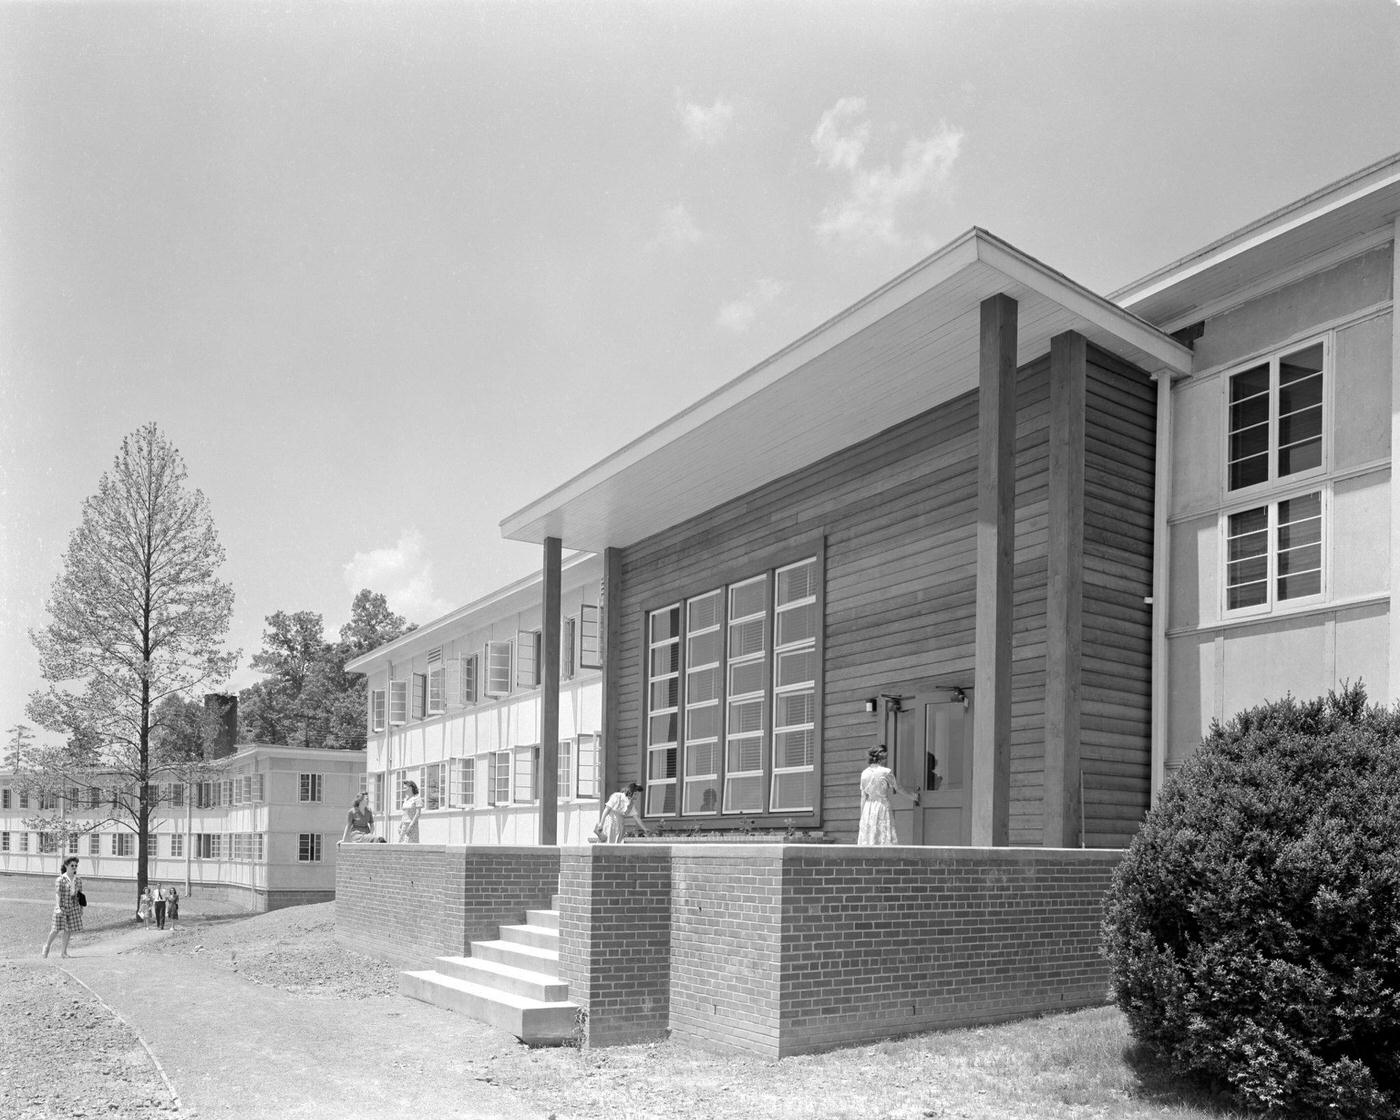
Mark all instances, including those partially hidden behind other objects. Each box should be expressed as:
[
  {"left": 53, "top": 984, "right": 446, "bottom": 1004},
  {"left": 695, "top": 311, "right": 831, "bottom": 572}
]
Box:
[
  {"left": 601, "top": 546, "right": 624, "bottom": 799},
  {"left": 1045, "top": 331, "right": 1086, "bottom": 848},
  {"left": 539, "top": 536, "right": 562, "bottom": 846},
  {"left": 971, "top": 293, "right": 1017, "bottom": 847}
]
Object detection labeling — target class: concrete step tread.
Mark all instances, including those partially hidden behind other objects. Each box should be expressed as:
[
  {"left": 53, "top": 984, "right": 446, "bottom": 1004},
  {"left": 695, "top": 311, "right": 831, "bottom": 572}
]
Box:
[
  {"left": 404, "top": 969, "right": 577, "bottom": 1012},
  {"left": 502, "top": 922, "right": 559, "bottom": 937},
  {"left": 472, "top": 938, "right": 558, "bottom": 964},
  {"left": 435, "top": 955, "right": 563, "bottom": 987}
]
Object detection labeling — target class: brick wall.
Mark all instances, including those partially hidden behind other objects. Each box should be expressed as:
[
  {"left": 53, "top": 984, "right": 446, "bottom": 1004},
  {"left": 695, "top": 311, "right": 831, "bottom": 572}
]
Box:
[
  {"left": 668, "top": 846, "right": 785, "bottom": 1055},
  {"left": 335, "top": 845, "right": 559, "bottom": 967},
  {"left": 559, "top": 845, "right": 672, "bottom": 1047},
  {"left": 775, "top": 845, "right": 1121, "bottom": 1055}
]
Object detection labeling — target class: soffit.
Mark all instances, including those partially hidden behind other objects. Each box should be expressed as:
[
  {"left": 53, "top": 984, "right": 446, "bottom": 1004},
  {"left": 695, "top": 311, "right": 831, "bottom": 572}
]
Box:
[{"left": 501, "top": 229, "right": 1190, "bottom": 552}]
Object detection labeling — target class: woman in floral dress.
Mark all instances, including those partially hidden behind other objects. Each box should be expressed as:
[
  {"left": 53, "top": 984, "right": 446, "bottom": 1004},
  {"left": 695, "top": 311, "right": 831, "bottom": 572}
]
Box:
[
  {"left": 42, "top": 856, "right": 83, "bottom": 958},
  {"left": 857, "top": 745, "right": 916, "bottom": 845}
]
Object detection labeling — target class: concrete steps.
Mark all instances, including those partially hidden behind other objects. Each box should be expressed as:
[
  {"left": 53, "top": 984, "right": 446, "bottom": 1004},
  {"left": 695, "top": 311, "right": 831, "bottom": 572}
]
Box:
[{"left": 400, "top": 901, "right": 578, "bottom": 1045}]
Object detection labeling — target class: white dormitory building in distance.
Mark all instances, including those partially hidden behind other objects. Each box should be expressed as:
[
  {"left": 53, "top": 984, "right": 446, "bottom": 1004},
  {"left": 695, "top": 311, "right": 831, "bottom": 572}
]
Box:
[
  {"left": 0, "top": 698, "right": 365, "bottom": 912},
  {"left": 346, "top": 551, "right": 605, "bottom": 846}
]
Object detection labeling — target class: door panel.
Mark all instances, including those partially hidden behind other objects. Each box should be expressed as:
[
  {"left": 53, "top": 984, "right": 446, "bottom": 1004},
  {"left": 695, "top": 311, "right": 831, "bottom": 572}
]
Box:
[{"left": 889, "top": 690, "right": 973, "bottom": 845}]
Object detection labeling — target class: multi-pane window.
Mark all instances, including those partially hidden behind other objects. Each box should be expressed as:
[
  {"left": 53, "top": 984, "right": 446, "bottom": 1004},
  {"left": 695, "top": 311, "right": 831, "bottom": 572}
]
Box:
[
  {"left": 371, "top": 773, "right": 385, "bottom": 816},
  {"left": 428, "top": 649, "right": 445, "bottom": 714},
  {"left": 557, "top": 740, "right": 574, "bottom": 800},
  {"left": 485, "top": 641, "right": 513, "bottom": 698},
  {"left": 113, "top": 833, "right": 133, "bottom": 857},
  {"left": 169, "top": 783, "right": 184, "bottom": 808},
  {"left": 645, "top": 605, "right": 681, "bottom": 815},
  {"left": 299, "top": 773, "right": 323, "bottom": 803},
  {"left": 579, "top": 603, "right": 603, "bottom": 669},
  {"left": 38, "top": 832, "right": 58, "bottom": 854},
  {"left": 1, "top": 832, "right": 9, "bottom": 852},
  {"left": 0, "top": 788, "right": 8, "bottom": 810},
  {"left": 68, "top": 834, "right": 79, "bottom": 855},
  {"left": 453, "top": 655, "right": 478, "bottom": 706},
  {"left": 18, "top": 832, "right": 29, "bottom": 852},
  {"left": 424, "top": 761, "right": 448, "bottom": 811},
  {"left": 513, "top": 746, "right": 538, "bottom": 803},
  {"left": 1226, "top": 492, "right": 1323, "bottom": 612},
  {"left": 371, "top": 689, "right": 387, "bottom": 732},
  {"left": 449, "top": 758, "right": 475, "bottom": 808},
  {"left": 1228, "top": 340, "right": 1325, "bottom": 492},
  {"left": 88, "top": 834, "right": 100, "bottom": 856},
  {"left": 562, "top": 617, "right": 577, "bottom": 681},
  {"left": 170, "top": 833, "right": 184, "bottom": 859},
  {"left": 516, "top": 630, "right": 541, "bottom": 690},
  {"left": 389, "top": 680, "right": 408, "bottom": 725},
  {"left": 298, "top": 834, "right": 323, "bottom": 863},
  {"left": 576, "top": 734, "right": 601, "bottom": 799},
  {"left": 411, "top": 673, "right": 427, "bottom": 720},
  {"left": 490, "top": 751, "right": 511, "bottom": 805},
  {"left": 644, "top": 556, "right": 820, "bottom": 820}
]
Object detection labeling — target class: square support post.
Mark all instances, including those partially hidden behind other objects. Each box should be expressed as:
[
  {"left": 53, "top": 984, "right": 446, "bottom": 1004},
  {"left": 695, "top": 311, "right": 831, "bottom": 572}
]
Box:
[
  {"left": 539, "top": 536, "right": 562, "bottom": 845},
  {"left": 601, "top": 546, "right": 624, "bottom": 797},
  {"left": 971, "top": 293, "right": 1017, "bottom": 847},
  {"left": 1045, "top": 330, "right": 1086, "bottom": 848}
]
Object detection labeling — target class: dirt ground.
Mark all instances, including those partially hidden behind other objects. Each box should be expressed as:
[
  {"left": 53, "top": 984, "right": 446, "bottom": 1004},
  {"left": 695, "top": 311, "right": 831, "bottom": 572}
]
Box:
[{"left": 0, "top": 879, "right": 1253, "bottom": 1120}]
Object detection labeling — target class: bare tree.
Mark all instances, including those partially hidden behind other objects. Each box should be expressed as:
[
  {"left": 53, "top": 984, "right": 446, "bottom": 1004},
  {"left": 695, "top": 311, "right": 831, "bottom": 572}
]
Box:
[
  {"left": 26, "top": 423, "right": 237, "bottom": 904},
  {"left": 4, "top": 724, "right": 34, "bottom": 771}
]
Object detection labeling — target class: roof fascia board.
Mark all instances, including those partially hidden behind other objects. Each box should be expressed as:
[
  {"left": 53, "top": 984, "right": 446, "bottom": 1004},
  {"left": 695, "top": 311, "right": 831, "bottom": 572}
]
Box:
[
  {"left": 499, "top": 231, "right": 985, "bottom": 540},
  {"left": 1114, "top": 162, "right": 1400, "bottom": 310},
  {"left": 345, "top": 551, "right": 600, "bottom": 674},
  {"left": 1151, "top": 226, "right": 1395, "bottom": 335},
  {"left": 974, "top": 234, "right": 1193, "bottom": 374}
]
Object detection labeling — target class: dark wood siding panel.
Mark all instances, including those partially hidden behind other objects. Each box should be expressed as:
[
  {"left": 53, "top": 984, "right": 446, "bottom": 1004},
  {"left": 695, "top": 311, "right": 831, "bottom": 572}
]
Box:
[
  {"left": 615, "top": 349, "right": 1062, "bottom": 842},
  {"left": 1080, "top": 349, "right": 1156, "bottom": 847}
]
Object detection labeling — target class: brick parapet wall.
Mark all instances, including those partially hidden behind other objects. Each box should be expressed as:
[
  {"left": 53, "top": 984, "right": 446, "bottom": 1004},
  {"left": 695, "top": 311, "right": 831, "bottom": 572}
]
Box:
[
  {"left": 775, "top": 845, "right": 1122, "bottom": 1055},
  {"left": 668, "top": 846, "right": 785, "bottom": 1055},
  {"left": 559, "top": 845, "right": 672, "bottom": 1047},
  {"left": 335, "top": 845, "right": 559, "bottom": 967}
]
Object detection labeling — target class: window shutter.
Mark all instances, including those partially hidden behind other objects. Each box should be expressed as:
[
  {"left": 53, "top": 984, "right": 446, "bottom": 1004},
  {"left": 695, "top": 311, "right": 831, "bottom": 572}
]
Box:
[
  {"left": 562, "top": 617, "right": 577, "bottom": 681},
  {"left": 484, "top": 641, "right": 512, "bottom": 697},
  {"left": 389, "top": 680, "right": 408, "bottom": 725},
  {"left": 579, "top": 603, "right": 602, "bottom": 669},
  {"left": 516, "top": 630, "right": 540, "bottom": 689}
]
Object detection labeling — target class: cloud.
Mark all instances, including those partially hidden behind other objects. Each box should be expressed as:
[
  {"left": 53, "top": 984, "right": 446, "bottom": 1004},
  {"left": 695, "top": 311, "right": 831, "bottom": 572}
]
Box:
[
  {"left": 811, "top": 99, "right": 965, "bottom": 249},
  {"left": 678, "top": 95, "right": 735, "bottom": 145},
  {"left": 342, "top": 529, "right": 452, "bottom": 624},
  {"left": 649, "top": 203, "right": 703, "bottom": 251},
  {"left": 716, "top": 277, "right": 785, "bottom": 332}
]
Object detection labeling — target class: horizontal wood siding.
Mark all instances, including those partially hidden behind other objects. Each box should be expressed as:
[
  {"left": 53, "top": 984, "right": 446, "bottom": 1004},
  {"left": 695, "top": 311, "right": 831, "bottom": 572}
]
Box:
[
  {"left": 1080, "top": 348, "right": 1156, "bottom": 847},
  {"left": 614, "top": 354, "right": 1057, "bottom": 842}
]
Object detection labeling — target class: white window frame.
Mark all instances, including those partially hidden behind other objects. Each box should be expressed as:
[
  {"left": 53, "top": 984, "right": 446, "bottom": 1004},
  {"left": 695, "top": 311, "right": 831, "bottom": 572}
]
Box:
[
  {"left": 512, "top": 745, "right": 538, "bottom": 804},
  {"left": 562, "top": 617, "right": 577, "bottom": 681},
  {"left": 489, "top": 751, "right": 512, "bottom": 805},
  {"left": 644, "top": 604, "right": 681, "bottom": 816},
  {"left": 484, "top": 641, "right": 512, "bottom": 698},
  {"left": 170, "top": 833, "right": 184, "bottom": 859},
  {"left": 298, "top": 834, "right": 323, "bottom": 863},
  {"left": 427, "top": 649, "right": 445, "bottom": 714},
  {"left": 1222, "top": 488, "right": 1326, "bottom": 618},
  {"left": 389, "top": 680, "right": 408, "bottom": 725},
  {"left": 411, "top": 673, "right": 427, "bottom": 720},
  {"left": 424, "top": 761, "right": 448, "bottom": 811},
  {"left": 299, "top": 773, "right": 323, "bottom": 803},
  {"left": 770, "top": 558, "right": 818, "bottom": 813},
  {"left": 455, "top": 655, "right": 478, "bottom": 705},
  {"left": 576, "top": 733, "right": 601, "bottom": 800},
  {"left": 449, "top": 757, "right": 475, "bottom": 808},
  {"left": 557, "top": 739, "right": 574, "bottom": 800},
  {"left": 87, "top": 833, "right": 100, "bottom": 856},
  {"left": 1225, "top": 336, "right": 1327, "bottom": 497},
  {"left": 371, "top": 688, "right": 387, "bottom": 732},
  {"left": 516, "top": 630, "right": 541, "bottom": 690},
  {"left": 579, "top": 603, "right": 603, "bottom": 670}
]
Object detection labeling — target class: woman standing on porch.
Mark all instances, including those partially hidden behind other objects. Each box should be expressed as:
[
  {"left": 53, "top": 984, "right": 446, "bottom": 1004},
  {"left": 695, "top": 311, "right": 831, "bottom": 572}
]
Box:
[{"left": 857, "top": 745, "right": 915, "bottom": 845}]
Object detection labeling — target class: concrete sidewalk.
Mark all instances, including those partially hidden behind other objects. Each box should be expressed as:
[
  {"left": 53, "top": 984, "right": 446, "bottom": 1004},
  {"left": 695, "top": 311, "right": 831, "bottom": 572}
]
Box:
[{"left": 58, "top": 936, "right": 545, "bottom": 1120}]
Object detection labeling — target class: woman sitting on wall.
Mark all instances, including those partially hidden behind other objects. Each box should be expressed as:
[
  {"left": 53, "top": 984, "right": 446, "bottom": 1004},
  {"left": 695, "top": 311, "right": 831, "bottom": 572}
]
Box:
[{"left": 340, "top": 792, "right": 377, "bottom": 843}]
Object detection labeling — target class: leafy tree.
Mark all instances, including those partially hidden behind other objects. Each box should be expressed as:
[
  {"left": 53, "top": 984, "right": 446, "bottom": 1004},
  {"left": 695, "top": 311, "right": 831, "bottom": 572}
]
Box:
[
  {"left": 25, "top": 423, "right": 236, "bottom": 905},
  {"left": 238, "top": 590, "right": 410, "bottom": 751}
]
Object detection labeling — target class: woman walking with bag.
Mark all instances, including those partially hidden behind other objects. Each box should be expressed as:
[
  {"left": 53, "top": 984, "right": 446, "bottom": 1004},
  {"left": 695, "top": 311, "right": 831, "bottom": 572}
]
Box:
[{"left": 42, "top": 856, "right": 84, "bottom": 958}]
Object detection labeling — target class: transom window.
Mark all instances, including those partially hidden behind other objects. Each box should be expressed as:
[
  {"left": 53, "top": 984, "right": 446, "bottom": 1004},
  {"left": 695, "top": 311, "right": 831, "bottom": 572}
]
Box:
[
  {"left": 1227, "top": 340, "right": 1324, "bottom": 492},
  {"left": 644, "top": 556, "right": 820, "bottom": 820},
  {"left": 1226, "top": 491, "right": 1323, "bottom": 612}
]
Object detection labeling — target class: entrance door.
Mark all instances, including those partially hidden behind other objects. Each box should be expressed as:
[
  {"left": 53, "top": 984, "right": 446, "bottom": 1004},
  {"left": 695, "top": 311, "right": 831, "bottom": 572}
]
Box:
[{"left": 888, "top": 687, "right": 973, "bottom": 845}]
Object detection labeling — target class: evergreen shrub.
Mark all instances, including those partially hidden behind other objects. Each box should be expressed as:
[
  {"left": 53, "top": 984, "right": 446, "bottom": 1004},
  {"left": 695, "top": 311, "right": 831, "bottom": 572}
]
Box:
[{"left": 1102, "top": 685, "right": 1400, "bottom": 1117}]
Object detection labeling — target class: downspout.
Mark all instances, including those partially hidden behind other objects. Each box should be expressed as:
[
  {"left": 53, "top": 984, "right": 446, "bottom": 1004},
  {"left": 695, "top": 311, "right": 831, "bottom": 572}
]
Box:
[{"left": 1150, "top": 370, "right": 1175, "bottom": 806}]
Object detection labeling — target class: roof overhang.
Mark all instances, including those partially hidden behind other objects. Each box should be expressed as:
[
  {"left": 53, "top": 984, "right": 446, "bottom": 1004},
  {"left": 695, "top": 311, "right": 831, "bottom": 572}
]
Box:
[
  {"left": 501, "top": 228, "right": 1191, "bottom": 552},
  {"left": 344, "top": 550, "right": 601, "bottom": 675},
  {"left": 1113, "top": 152, "right": 1400, "bottom": 331}
]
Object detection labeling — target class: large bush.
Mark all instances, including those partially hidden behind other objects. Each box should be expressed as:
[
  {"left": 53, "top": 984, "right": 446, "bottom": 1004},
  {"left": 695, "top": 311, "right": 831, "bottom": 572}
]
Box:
[{"left": 1103, "top": 685, "right": 1400, "bottom": 1117}]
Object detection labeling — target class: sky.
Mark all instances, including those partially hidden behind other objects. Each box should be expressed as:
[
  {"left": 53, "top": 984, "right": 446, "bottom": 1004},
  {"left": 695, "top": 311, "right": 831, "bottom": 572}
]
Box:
[{"left": 2, "top": 0, "right": 1399, "bottom": 749}]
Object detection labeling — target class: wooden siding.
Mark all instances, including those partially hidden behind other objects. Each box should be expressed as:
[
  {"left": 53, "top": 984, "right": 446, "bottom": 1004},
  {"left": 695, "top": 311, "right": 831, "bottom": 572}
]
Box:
[
  {"left": 1080, "top": 347, "right": 1156, "bottom": 847},
  {"left": 613, "top": 352, "right": 1063, "bottom": 842}
]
